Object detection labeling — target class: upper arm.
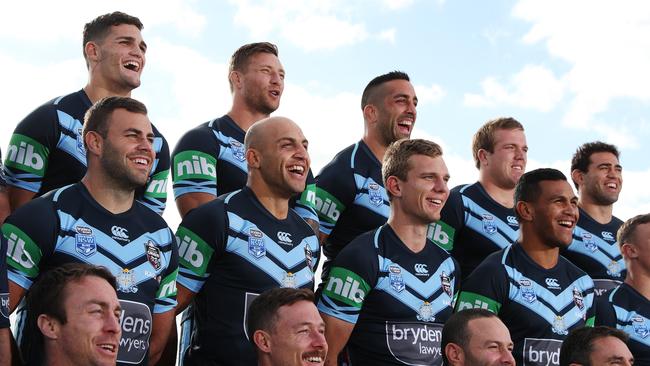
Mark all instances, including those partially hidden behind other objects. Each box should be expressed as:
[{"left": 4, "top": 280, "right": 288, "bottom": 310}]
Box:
[
  {"left": 455, "top": 260, "right": 506, "bottom": 313},
  {"left": 171, "top": 128, "right": 219, "bottom": 204},
  {"left": 175, "top": 192, "right": 215, "bottom": 218},
  {"left": 314, "top": 164, "right": 355, "bottom": 235},
  {"left": 140, "top": 131, "right": 170, "bottom": 214},
  {"left": 175, "top": 284, "right": 196, "bottom": 315}
]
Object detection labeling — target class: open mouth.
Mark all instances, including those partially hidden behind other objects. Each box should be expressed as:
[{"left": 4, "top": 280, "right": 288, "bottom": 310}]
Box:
[
  {"left": 426, "top": 198, "right": 443, "bottom": 206},
  {"left": 606, "top": 182, "right": 618, "bottom": 190},
  {"left": 512, "top": 165, "right": 524, "bottom": 171},
  {"left": 288, "top": 165, "right": 306, "bottom": 177},
  {"left": 130, "top": 157, "right": 150, "bottom": 167},
  {"left": 97, "top": 343, "right": 117, "bottom": 353},
  {"left": 123, "top": 60, "right": 140, "bottom": 72},
  {"left": 269, "top": 90, "right": 281, "bottom": 97},
  {"left": 303, "top": 354, "right": 324, "bottom": 364},
  {"left": 557, "top": 219, "right": 575, "bottom": 228},
  {"left": 397, "top": 118, "right": 413, "bottom": 134}
]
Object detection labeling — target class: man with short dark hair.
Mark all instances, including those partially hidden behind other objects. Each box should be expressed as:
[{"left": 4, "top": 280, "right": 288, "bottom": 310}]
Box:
[
  {"left": 3, "top": 96, "right": 179, "bottom": 366},
  {"left": 27, "top": 263, "right": 122, "bottom": 366},
  {"left": 3, "top": 11, "right": 170, "bottom": 214},
  {"left": 456, "top": 168, "right": 595, "bottom": 366},
  {"left": 318, "top": 139, "right": 458, "bottom": 365},
  {"left": 596, "top": 213, "right": 650, "bottom": 364},
  {"left": 442, "top": 309, "right": 515, "bottom": 366},
  {"left": 0, "top": 197, "right": 9, "bottom": 365},
  {"left": 560, "top": 326, "right": 633, "bottom": 366},
  {"left": 564, "top": 141, "right": 624, "bottom": 297},
  {"left": 432, "top": 117, "right": 527, "bottom": 280},
  {"left": 249, "top": 288, "right": 327, "bottom": 366},
  {"left": 312, "top": 71, "right": 417, "bottom": 283},
  {"left": 174, "top": 116, "right": 320, "bottom": 365}
]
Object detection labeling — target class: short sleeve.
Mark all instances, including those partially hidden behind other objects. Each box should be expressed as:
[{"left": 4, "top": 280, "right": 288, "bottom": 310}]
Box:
[
  {"left": 430, "top": 188, "right": 465, "bottom": 251},
  {"left": 313, "top": 161, "right": 355, "bottom": 235},
  {"left": 455, "top": 256, "right": 508, "bottom": 314},
  {"left": 171, "top": 126, "right": 220, "bottom": 199}
]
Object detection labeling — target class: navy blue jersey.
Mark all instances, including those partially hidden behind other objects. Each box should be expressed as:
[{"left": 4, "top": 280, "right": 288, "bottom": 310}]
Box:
[
  {"left": 0, "top": 149, "right": 6, "bottom": 187},
  {"left": 457, "top": 244, "right": 595, "bottom": 366},
  {"left": 431, "top": 182, "right": 519, "bottom": 280},
  {"left": 2, "top": 183, "right": 179, "bottom": 365},
  {"left": 3, "top": 90, "right": 170, "bottom": 213},
  {"left": 0, "top": 214, "right": 7, "bottom": 329},
  {"left": 563, "top": 208, "right": 624, "bottom": 296},
  {"left": 596, "top": 283, "right": 650, "bottom": 365},
  {"left": 175, "top": 187, "right": 320, "bottom": 365},
  {"left": 318, "top": 225, "right": 458, "bottom": 365},
  {"left": 312, "top": 141, "right": 389, "bottom": 274},
  {"left": 171, "top": 115, "right": 318, "bottom": 222}
]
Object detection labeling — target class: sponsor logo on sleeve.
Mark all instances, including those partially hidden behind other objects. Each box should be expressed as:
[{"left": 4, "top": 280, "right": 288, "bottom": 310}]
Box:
[
  {"left": 323, "top": 267, "right": 370, "bottom": 308},
  {"left": 482, "top": 214, "right": 497, "bottom": 235},
  {"left": 156, "top": 269, "right": 178, "bottom": 299},
  {"left": 5, "top": 134, "right": 48, "bottom": 176},
  {"left": 523, "top": 338, "right": 562, "bottom": 366},
  {"left": 145, "top": 170, "right": 169, "bottom": 199},
  {"left": 367, "top": 182, "right": 384, "bottom": 207},
  {"left": 427, "top": 221, "right": 455, "bottom": 251},
  {"left": 248, "top": 228, "right": 266, "bottom": 259},
  {"left": 386, "top": 322, "right": 443, "bottom": 365},
  {"left": 176, "top": 226, "right": 215, "bottom": 276},
  {"left": 592, "top": 279, "right": 621, "bottom": 297},
  {"left": 3, "top": 223, "right": 42, "bottom": 277},
  {"left": 117, "top": 300, "right": 152, "bottom": 364},
  {"left": 75, "top": 226, "right": 97, "bottom": 257},
  {"left": 309, "top": 188, "right": 344, "bottom": 224},
  {"left": 456, "top": 292, "right": 501, "bottom": 313},
  {"left": 173, "top": 150, "right": 217, "bottom": 181}
]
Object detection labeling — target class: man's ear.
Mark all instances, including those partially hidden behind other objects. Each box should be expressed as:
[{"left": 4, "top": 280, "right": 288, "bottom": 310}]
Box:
[
  {"left": 363, "top": 104, "right": 378, "bottom": 125},
  {"left": 84, "top": 41, "right": 100, "bottom": 64},
  {"left": 246, "top": 148, "right": 261, "bottom": 169},
  {"left": 84, "top": 131, "right": 103, "bottom": 157},
  {"left": 444, "top": 343, "right": 464, "bottom": 365},
  {"left": 477, "top": 149, "right": 490, "bottom": 168},
  {"left": 385, "top": 176, "right": 402, "bottom": 199},
  {"left": 253, "top": 330, "right": 272, "bottom": 353},
  {"left": 230, "top": 71, "right": 243, "bottom": 91},
  {"left": 515, "top": 201, "right": 533, "bottom": 222},
  {"left": 37, "top": 314, "right": 60, "bottom": 340},
  {"left": 570, "top": 169, "right": 584, "bottom": 191},
  {"left": 621, "top": 242, "right": 638, "bottom": 259}
]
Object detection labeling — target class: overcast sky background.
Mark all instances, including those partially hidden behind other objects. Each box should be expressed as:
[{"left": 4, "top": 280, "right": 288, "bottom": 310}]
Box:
[{"left": 2, "top": 0, "right": 650, "bottom": 230}]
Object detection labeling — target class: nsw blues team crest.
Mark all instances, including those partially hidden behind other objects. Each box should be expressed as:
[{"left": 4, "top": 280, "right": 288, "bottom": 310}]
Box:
[
  {"left": 368, "top": 183, "right": 383, "bottom": 207},
  {"left": 75, "top": 226, "right": 96, "bottom": 257},
  {"left": 552, "top": 315, "right": 568, "bottom": 335},
  {"left": 416, "top": 301, "right": 435, "bottom": 322},
  {"left": 388, "top": 264, "right": 405, "bottom": 293},
  {"left": 230, "top": 138, "right": 246, "bottom": 162},
  {"left": 633, "top": 316, "right": 650, "bottom": 339},
  {"left": 248, "top": 228, "right": 266, "bottom": 259},
  {"left": 519, "top": 279, "right": 537, "bottom": 303},
  {"left": 116, "top": 268, "right": 138, "bottom": 293},
  {"left": 607, "top": 260, "right": 622, "bottom": 277},
  {"left": 482, "top": 214, "right": 497, "bottom": 235},
  {"left": 581, "top": 233, "right": 597, "bottom": 252}
]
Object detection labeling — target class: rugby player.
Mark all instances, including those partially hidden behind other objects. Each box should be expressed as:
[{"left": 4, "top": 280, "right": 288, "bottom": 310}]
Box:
[
  {"left": 174, "top": 117, "right": 320, "bottom": 365},
  {"left": 0, "top": 149, "right": 9, "bottom": 223},
  {"left": 3, "top": 11, "right": 170, "bottom": 214},
  {"left": 0, "top": 192, "right": 9, "bottom": 364},
  {"left": 456, "top": 168, "right": 595, "bottom": 366},
  {"left": 318, "top": 139, "right": 458, "bottom": 365},
  {"left": 560, "top": 326, "right": 633, "bottom": 366},
  {"left": 3, "top": 97, "right": 179, "bottom": 366}
]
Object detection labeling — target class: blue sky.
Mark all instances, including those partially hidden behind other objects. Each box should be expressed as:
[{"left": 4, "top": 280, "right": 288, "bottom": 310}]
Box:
[{"left": 2, "top": 0, "right": 649, "bottom": 229}]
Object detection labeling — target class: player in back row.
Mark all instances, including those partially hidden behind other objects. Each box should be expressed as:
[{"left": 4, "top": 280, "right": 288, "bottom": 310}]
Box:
[{"left": 3, "top": 12, "right": 170, "bottom": 214}]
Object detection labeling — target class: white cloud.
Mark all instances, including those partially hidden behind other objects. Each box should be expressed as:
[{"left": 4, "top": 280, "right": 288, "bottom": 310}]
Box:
[
  {"left": 464, "top": 65, "right": 565, "bottom": 112},
  {"left": 513, "top": 0, "right": 650, "bottom": 131},
  {"left": 414, "top": 84, "right": 445, "bottom": 105},
  {"left": 377, "top": 28, "right": 397, "bottom": 44},
  {"left": 383, "top": 0, "right": 415, "bottom": 10}
]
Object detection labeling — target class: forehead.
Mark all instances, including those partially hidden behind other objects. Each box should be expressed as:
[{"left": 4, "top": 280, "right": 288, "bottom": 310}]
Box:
[
  {"left": 267, "top": 120, "right": 305, "bottom": 142},
  {"left": 591, "top": 336, "right": 633, "bottom": 359},
  {"left": 407, "top": 154, "right": 447, "bottom": 175},
  {"left": 245, "top": 52, "right": 282, "bottom": 70},
  {"left": 106, "top": 108, "right": 152, "bottom": 134},
  {"left": 537, "top": 179, "right": 575, "bottom": 198},
  {"left": 467, "top": 317, "right": 511, "bottom": 343},
  {"left": 275, "top": 300, "right": 322, "bottom": 327},
  {"left": 588, "top": 151, "right": 619, "bottom": 166},
  {"left": 492, "top": 128, "right": 526, "bottom": 145},
  {"left": 103, "top": 23, "right": 143, "bottom": 41},
  {"left": 380, "top": 79, "right": 416, "bottom": 98},
  {"left": 63, "top": 276, "right": 118, "bottom": 309}
]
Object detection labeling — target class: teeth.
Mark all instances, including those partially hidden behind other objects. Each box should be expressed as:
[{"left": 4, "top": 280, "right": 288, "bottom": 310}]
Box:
[
  {"left": 123, "top": 61, "right": 139, "bottom": 71},
  {"left": 289, "top": 165, "right": 304, "bottom": 173},
  {"left": 132, "top": 158, "right": 148, "bottom": 165},
  {"left": 99, "top": 344, "right": 115, "bottom": 352},
  {"left": 398, "top": 120, "right": 413, "bottom": 126},
  {"left": 558, "top": 220, "right": 573, "bottom": 227},
  {"left": 305, "top": 356, "right": 323, "bottom": 362},
  {"left": 607, "top": 183, "right": 617, "bottom": 189},
  {"left": 512, "top": 166, "right": 522, "bottom": 170}
]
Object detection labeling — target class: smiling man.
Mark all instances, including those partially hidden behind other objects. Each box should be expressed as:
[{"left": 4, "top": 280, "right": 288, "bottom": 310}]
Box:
[
  {"left": 312, "top": 71, "right": 418, "bottom": 285},
  {"left": 27, "top": 263, "right": 122, "bottom": 366},
  {"left": 249, "top": 288, "right": 327, "bottom": 366},
  {"left": 3, "top": 11, "right": 170, "bottom": 214},
  {"left": 3, "top": 97, "right": 179, "bottom": 366},
  {"left": 174, "top": 116, "right": 320, "bottom": 365},
  {"left": 431, "top": 117, "right": 527, "bottom": 280},
  {"left": 563, "top": 142, "right": 625, "bottom": 297},
  {"left": 318, "top": 139, "right": 458, "bottom": 365},
  {"left": 456, "top": 168, "right": 595, "bottom": 366}
]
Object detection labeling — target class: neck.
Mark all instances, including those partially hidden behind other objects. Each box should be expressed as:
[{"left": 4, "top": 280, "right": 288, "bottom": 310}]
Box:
[
  {"left": 578, "top": 198, "right": 613, "bottom": 224},
  {"left": 478, "top": 176, "right": 515, "bottom": 208},
  {"left": 246, "top": 180, "right": 290, "bottom": 220},
  {"left": 362, "top": 136, "right": 388, "bottom": 163},
  {"left": 84, "top": 82, "right": 131, "bottom": 104},
  {"left": 518, "top": 229, "right": 559, "bottom": 269},
  {"left": 387, "top": 209, "right": 429, "bottom": 253},
  {"left": 228, "top": 100, "right": 270, "bottom": 132},
  {"left": 625, "top": 267, "right": 650, "bottom": 300},
  {"left": 81, "top": 171, "right": 135, "bottom": 214}
]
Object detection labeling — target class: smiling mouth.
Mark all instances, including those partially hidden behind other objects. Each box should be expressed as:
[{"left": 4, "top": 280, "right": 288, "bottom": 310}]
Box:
[
  {"left": 426, "top": 198, "right": 443, "bottom": 205},
  {"left": 131, "top": 157, "right": 150, "bottom": 167},
  {"left": 606, "top": 182, "right": 618, "bottom": 189},
  {"left": 558, "top": 220, "right": 575, "bottom": 228},
  {"left": 303, "top": 354, "right": 324, "bottom": 364},
  {"left": 123, "top": 61, "right": 140, "bottom": 72},
  {"left": 98, "top": 343, "right": 117, "bottom": 353},
  {"left": 269, "top": 90, "right": 280, "bottom": 97},
  {"left": 288, "top": 165, "right": 306, "bottom": 176}
]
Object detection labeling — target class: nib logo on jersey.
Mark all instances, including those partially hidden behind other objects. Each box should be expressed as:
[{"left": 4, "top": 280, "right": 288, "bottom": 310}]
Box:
[
  {"left": 387, "top": 321, "right": 443, "bottom": 365},
  {"left": 3, "top": 223, "right": 40, "bottom": 277},
  {"left": 306, "top": 188, "right": 343, "bottom": 224},
  {"left": 5, "top": 134, "right": 48, "bottom": 176},
  {"left": 323, "top": 267, "right": 370, "bottom": 308},
  {"left": 524, "top": 338, "right": 562, "bottom": 366},
  {"left": 427, "top": 221, "right": 455, "bottom": 251},
  {"left": 173, "top": 150, "right": 217, "bottom": 180},
  {"left": 176, "top": 226, "right": 214, "bottom": 277},
  {"left": 117, "top": 299, "right": 152, "bottom": 364}
]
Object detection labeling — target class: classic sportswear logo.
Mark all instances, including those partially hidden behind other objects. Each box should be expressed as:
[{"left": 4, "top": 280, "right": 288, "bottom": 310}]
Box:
[
  {"left": 507, "top": 216, "right": 519, "bottom": 226},
  {"left": 5, "top": 134, "right": 48, "bottom": 175},
  {"left": 111, "top": 226, "right": 129, "bottom": 240},
  {"left": 277, "top": 231, "right": 292, "bottom": 244},
  {"left": 308, "top": 188, "right": 345, "bottom": 224},
  {"left": 173, "top": 151, "right": 217, "bottom": 180},
  {"left": 545, "top": 278, "right": 560, "bottom": 289},
  {"left": 414, "top": 264, "right": 429, "bottom": 276},
  {"left": 323, "top": 267, "right": 370, "bottom": 308},
  {"left": 176, "top": 226, "right": 214, "bottom": 276},
  {"left": 601, "top": 231, "right": 615, "bottom": 241}
]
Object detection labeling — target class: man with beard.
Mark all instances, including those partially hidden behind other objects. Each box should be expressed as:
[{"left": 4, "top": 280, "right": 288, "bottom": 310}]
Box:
[
  {"left": 174, "top": 117, "right": 320, "bottom": 365},
  {"left": 249, "top": 288, "right": 327, "bottom": 366},
  {"left": 431, "top": 118, "right": 527, "bottom": 280},
  {"left": 3, "top": 12, "right": 170, "bottom": 214},
  {"left": 3, "top": 97, "right": 179, "bottom": 366},
  {"left": 318, "top": 139, "right": 458, "bottom": 365},
  {"left": 442, "top": 309, "right": 515, "bottom": 366},
  {"left": 312, "top": 71, "right": 417, "bottom": 283},
  {"left": 456, "top": 168, "right": 595, "bottom": 366},
  {"left": 596, "top": 214, "right": 650, "bottom": 364},
  {"left": 563, "top": 142, "right": 624, "bottom": 297}
]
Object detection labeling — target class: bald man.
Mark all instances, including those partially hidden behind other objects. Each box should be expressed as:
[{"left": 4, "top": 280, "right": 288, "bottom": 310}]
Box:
[{"left": 174, "top": 117, "right": 321, "bottom": 366}]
